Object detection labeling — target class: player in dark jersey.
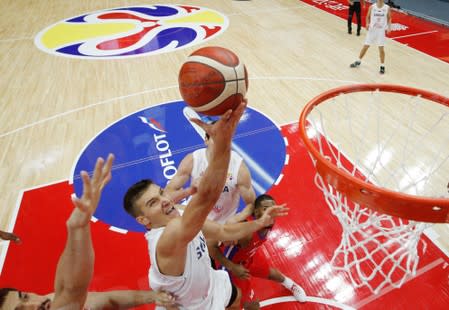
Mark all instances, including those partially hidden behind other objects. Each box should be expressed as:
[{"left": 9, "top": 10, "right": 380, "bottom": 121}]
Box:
[{"left": 208, "top": 194, "right": 306, "bottom": 309}]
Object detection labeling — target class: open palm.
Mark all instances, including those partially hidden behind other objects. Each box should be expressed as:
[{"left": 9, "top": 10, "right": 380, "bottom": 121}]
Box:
[{"left": 68, "top": 154, "right": 115, "bottom": 228}]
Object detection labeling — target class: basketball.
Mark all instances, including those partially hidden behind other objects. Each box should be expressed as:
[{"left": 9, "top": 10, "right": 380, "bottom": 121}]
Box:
[{"left": 178, "top": 46, "right": 248, "bottom": 116}]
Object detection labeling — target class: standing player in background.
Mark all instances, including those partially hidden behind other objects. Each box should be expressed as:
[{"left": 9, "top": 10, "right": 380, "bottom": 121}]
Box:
[
  {"left": 349, "top": 0, "right": 392, "bottom": 74},
  {"left": 209, "top": 194, "right": 307, "bottom": 309},
  {"left": 165, "top": 120, "right": 256, "bottom": 224},
  {"left": 0, "top": 154, "right": 177, "bottom": 310},
  {"left": 347, "top": 0, "right": 365, "bottom": 36}
]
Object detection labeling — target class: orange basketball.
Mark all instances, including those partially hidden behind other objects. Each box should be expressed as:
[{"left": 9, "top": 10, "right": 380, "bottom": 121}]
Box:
[{"left": 178, "top": 46, "right": 248, "bottom": 116}]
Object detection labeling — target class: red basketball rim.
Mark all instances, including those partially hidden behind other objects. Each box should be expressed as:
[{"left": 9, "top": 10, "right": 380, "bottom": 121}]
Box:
[{"left": 299, "top": 84, "right": 449, "bottom": 223}]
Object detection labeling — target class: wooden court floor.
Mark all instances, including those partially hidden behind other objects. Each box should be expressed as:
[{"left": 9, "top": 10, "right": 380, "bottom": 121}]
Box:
[{"left": 1, "top": 0, "right": 448, "bottom": 308}]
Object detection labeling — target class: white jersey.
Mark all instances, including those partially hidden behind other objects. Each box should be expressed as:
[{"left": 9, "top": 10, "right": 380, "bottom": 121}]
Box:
[
  {"left": 369, "top": 3, "right": 389, "bottom": 30},
  {"left": 191, "top": 148, "right": 243, "bottom": 223},
  {"left": 146, "top": 228, "right": 232, "bottom": 309}
]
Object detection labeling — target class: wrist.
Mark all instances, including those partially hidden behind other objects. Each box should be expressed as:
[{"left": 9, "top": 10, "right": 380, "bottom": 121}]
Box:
[{"left": 254, "top": 218, "right": 266, "bottom": 229}]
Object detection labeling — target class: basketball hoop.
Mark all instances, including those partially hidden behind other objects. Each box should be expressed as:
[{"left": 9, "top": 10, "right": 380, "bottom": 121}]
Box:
[{"left": 299, "top": 84, "right": 449, "bottom": 293}]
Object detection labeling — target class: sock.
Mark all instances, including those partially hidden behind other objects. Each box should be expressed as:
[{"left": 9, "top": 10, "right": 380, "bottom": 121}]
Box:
[
  {"left": 281, "top": 276, "right": 294, "bottom": 289},
  {"left": 381, "top": 63, "right": 385, "bottom": 67}
]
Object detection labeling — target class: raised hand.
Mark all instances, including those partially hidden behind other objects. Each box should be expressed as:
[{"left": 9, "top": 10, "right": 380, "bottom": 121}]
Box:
[
  {"left": 0, "top": 230, "right": 21, "bottom": 243},
  {"left": 257, "top": 204, "right": 289, "bottom": 228},
  {"left": 190, "top": 99, "right": 247, "bottom": 146},
  {"left": 68, "top": 154, "right": 115, "bottom": 228}
]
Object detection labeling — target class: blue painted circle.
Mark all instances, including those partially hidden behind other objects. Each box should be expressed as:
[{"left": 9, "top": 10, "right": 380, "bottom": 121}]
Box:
[{"left": 73, "top": 101, "right": 286, "bottom": 232}]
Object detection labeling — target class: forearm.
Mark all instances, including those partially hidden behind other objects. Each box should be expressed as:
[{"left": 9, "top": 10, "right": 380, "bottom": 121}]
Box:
[
  {"left": 88, "top": 291, "right": 161, "bottom": 309},
  {"left": 209, "top": 244, "right": 237, "bottom": 270},
  {"left": 220, "top": 219, "right": 263, "bottom": 241},
  {"left": 54, "top": 210, "right": 94, "bottom": 294},
  {"left": 227, "top": 204, "right": 253, "bottom": 224},
  {"left": 195, "top": 145, "right": 231, "bottom": 210}
]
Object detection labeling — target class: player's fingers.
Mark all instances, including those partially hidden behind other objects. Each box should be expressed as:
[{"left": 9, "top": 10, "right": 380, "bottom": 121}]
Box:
[
  {"left": 189, "top": 118, "right": 208, "bottom": 129},
  {"left": 80, "top": 170, "right": 92, "bottom": 197},
  {"left": 230, "top": 101, "right": 246, "bottom": 124},
  {"left": 91, "top": 157, "right": 105, "bottom": 186},
  {"left": 100, "top": 154, "right": 114, "bottom": 188},
  {"left": 220, "top": 109, "right": 233, "bottom": 121},
  {"left": 71, "top": 193, "right": 88, "bottom": 212},
  {"left": 103, "top": 154, "right": 114, "bottom": 177}
]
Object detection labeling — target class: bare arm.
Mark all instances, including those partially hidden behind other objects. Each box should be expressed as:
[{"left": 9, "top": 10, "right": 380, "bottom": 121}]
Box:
[
  {"left": 202, "top": 204, "right": 288, "bottom": 242},
  {"left": 366, "top": 5, "right": 372, "bottom": 29},
  {"left": 165, "top": 153, "right": 193, "bottom": 193},
  {"left": 85, "top": 290, "right": 176, "bottom": 309},
  {"left": 156, "top": 102, "right": 247, "bottom": 273},
  {"left": 51, "top": 154, "right": 114, "bottom": 310},
  {"left": 226, "top": 162, "right": 256, "bottom": 224},
  {"left": 387, "top": 6, "right": 392, "bottom": 32}
]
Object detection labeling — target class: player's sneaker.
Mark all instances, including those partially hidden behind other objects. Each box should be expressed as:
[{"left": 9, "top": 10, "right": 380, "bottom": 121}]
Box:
[
  {"left": 350, "top": 61, "right": 361, "bottom": 68},
  {"left": 290, "top": 283, "right": 306, "bottom": 303},
  {"left": 380, "top": 66, "right": 385, "bottom": 74}
]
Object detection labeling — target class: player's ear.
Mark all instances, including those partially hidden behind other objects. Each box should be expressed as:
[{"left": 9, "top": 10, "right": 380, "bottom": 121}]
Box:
[{"left": 137, "top": 216, "right": 150, "bottom": 226}]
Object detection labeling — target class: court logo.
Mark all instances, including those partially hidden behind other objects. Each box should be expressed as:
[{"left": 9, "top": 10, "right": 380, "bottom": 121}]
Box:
[
  {"left": 138, "top": 116, "right": 167, "bottom": 133},
  {"left": 71, "top": 101, "right": 286, "bottom": 232},
  {"left": 34, "top": 5, "right": 229, "bottom": 59}
]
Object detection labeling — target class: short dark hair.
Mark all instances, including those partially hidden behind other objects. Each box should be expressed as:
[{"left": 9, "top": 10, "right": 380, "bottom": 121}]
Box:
[
  {"left": 254, "top": 194, "right": 275, "bottom": 209},
  {"left": 123, "top": 179, "right": 154, "bottom": 217},
  {"left": 0, "top": 288, "right": 17, "bottom": 308}
]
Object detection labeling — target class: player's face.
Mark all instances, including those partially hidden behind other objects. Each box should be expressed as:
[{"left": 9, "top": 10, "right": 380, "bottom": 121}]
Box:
[
  {"left": 254, "top": 199, "right": 276, "bottom": 220},
  {"left": 3, "top": 291, "right": 51, "bottom": 310},
  {"left": 135, "top": 183, "right": 179, "bottom": 228}
]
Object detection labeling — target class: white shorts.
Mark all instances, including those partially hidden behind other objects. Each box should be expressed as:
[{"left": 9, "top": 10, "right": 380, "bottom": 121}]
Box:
[
  {"left": 210, "top": 269, "right": 233, "bottom": 309},
  {"left": 365, "top": 28, "right": 386, "bottom": 46},
  {"left": 154, "top": 269, "right": 232, "bottom": 310}
]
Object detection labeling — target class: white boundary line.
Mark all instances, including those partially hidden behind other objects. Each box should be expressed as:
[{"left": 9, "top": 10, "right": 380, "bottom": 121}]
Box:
[
  {"left": 260, "top": 295, "right": 355, "bottom": 310},
  {"left": 390, "top": 30, "right": 438, "bottom": 40}
]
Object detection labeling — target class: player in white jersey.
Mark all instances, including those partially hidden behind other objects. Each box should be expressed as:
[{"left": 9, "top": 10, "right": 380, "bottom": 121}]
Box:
[
  {"left": 0, "top": 155, "right": 177, "bottom": 310},
  {"left": 165, "top": 123, "right": 256, "bottom": 224},
  {"left": 123, "top": 101, "right": 289, "bottom": 309},
  {"left": 350, "top": 0, "right": 392, "bottom": 74}
]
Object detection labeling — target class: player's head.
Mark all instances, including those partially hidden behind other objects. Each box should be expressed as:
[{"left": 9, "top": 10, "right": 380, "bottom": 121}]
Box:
[
  {"left": 123, "top": 179, "right": 179, "bottom": 229},
  {"left": 253, "top": 194, "right": 276, "bottom": 221},
  {"left": 0, "top": 288, "right": 51, "bottom": 310}
]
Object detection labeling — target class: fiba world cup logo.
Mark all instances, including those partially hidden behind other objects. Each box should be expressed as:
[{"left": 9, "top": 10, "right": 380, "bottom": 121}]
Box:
[{"left": 34, "top": 5, "right": 229, "bottom": 59}]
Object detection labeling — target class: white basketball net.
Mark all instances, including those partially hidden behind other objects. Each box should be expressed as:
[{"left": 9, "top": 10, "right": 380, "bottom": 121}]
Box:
[{"left": 304, "top": 87, "right": 449, "bottom": 294}]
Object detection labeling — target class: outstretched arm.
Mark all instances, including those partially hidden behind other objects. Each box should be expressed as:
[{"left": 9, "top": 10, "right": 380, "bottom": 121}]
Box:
[
  {"left": 226, "top": 162, "right": 256, "bottom": 224},
  {"left": 85, "top": 290, "right": 176, "bottom": 309},
  {"left": 158, "top": 101, "right": 247, "bottom": 262},
  {"left": 51, "top": 154, "right": 114, "bottom": 310},
  {"left": 202, "top": 204, "right": 288, "bottom": 242}
]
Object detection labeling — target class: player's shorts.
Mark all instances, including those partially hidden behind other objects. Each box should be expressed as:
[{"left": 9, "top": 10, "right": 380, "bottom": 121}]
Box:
[
  {"left": 365, "top": 27, "right": 386, "bottom": 46},
  {"left": 231, "top": 249, "right": 271, "bottom": 304}
]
